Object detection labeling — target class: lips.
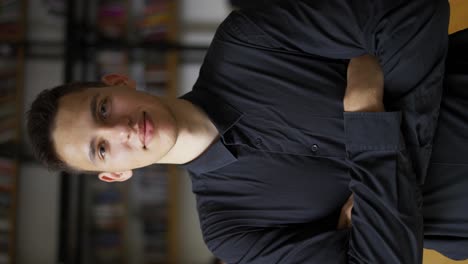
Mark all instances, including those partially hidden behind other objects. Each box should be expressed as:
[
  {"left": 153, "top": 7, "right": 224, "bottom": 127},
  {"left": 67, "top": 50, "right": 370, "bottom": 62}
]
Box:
[{"left": 139, "top": 111, "right": 155, "bottom": 148}]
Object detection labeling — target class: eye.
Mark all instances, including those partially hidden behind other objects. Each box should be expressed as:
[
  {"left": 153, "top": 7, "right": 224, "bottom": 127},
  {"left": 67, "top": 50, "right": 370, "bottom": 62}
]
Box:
[
  {"left": 98, "top": 143, "right": 106, "bottom": 159},
  {"left": 99, "top": 98, "right": 109, "bottom": 119}
]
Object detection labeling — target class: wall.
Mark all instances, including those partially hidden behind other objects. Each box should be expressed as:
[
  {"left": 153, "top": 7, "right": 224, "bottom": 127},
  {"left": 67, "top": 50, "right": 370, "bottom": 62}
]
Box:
[{"left": 16, "top": 163, "right": 59, "bottom": 264}]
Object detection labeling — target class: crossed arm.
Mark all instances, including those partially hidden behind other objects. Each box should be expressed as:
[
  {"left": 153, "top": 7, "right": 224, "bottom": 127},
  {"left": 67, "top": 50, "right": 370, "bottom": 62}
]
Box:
[
  {"left": 203, "top": 0, "right": 448, "bottom": 262},
  {"left": 337, "top": 54, "right": 384, "bottom": 230}
]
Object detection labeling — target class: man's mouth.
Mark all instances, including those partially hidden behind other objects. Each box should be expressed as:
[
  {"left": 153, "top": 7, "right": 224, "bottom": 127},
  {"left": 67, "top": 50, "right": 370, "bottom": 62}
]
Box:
[
  {"left": 143, "top": 112, "right": 147, "bottom": 148},
  {"left": 139, "top": 111, "right": 155, "bottom": 149}
]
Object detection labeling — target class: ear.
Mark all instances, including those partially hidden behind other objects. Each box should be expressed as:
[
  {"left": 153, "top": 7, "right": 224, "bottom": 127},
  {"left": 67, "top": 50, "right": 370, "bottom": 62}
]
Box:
[
  {"left": 98, "top": 170, "right": 133, "bottom": 182},
  {"left": 101, "top": 74, "right": 136, "bottom": 90}
]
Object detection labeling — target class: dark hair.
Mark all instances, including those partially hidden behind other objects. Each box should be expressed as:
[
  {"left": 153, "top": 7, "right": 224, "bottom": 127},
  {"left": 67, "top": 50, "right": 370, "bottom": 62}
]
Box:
[{"left": 26, "top": 81, "right": 108, "bottom": 173}]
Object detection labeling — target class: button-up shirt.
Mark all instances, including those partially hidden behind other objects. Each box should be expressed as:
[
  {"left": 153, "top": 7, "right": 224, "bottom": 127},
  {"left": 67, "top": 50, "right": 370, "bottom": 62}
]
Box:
[
  {"left": 421, "top": 30, "right": 468, "bottom": 261},
  {"left": 180, "top": 0, "right": 449, "bottom": 263}
]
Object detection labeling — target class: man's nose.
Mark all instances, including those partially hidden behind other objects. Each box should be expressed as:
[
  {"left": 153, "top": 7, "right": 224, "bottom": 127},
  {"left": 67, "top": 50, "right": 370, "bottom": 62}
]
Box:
[{"left": 98, "top": 119, "right": 134, "bottom": 143}]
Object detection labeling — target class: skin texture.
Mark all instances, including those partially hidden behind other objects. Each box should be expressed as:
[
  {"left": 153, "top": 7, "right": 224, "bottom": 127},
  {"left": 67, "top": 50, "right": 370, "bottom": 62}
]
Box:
[
  {"left": 51, "top": 74, "right": 219, "bottom": 182},
  {"left": 343, "top": 54, "right": 385, "bottom": 112},
  {"left": 337, "top": 194, "right": 354, "bottom": 229}
]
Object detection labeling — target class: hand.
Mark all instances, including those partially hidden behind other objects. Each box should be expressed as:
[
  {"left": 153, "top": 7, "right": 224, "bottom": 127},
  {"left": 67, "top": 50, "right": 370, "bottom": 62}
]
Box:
[
  {"left": 337, "top": 194, "right": 354, "bottom": 229},
  {"left": 343, "top": 54, "right": 384, "bottom": 112}
]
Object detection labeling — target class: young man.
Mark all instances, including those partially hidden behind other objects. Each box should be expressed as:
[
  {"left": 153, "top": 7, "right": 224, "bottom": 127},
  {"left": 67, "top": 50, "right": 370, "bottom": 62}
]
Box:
[{"left": 27, "top": 0, "right": 454, "bottom": 263}]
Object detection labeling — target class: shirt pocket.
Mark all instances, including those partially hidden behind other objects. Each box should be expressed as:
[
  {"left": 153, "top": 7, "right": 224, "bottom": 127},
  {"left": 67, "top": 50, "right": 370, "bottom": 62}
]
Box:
[{"left": 222, "top": 115, "right": 346, "bottom": 158}]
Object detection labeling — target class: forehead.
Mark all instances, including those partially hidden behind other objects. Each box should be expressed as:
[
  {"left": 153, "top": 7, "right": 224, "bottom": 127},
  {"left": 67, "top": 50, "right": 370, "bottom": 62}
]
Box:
[
  {"left": 59, "top": 89, "right": 92, "bottom": 118},
  {"left": 51, "top": 89, "right": 95, "bottom": 170}
]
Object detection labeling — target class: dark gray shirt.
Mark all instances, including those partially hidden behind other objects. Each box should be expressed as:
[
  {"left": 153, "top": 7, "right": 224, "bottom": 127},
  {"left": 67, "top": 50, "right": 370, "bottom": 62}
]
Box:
[{"left": 181, "top": 0, "right": 449, "bottom": 263}]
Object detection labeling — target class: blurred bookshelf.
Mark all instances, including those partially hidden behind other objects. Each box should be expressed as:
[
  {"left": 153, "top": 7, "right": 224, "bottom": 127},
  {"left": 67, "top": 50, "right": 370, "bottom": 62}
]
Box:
[
  {"left": 4, "top": 0, "right": 467, "bottom": 263},
  {"left": 0, "top": 0, "right": 25, "bottom": 42},
  {"left": 61, "top": 0, "right": 180, "bottom": 263},
  {"left": 0, "top": 0, "right": 26, "bottom": 263}
]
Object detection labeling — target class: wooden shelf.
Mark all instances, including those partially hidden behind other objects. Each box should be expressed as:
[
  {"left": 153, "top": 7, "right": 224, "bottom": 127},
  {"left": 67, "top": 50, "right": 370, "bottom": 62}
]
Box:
[
  {"left": 0, "top": 71, "right": 16, "bottom": 79},
  {"left": 0, "top": 34, "right": 23, "bottom": 43},
  {"left": 0, "top": 95, "right": 16, "bottom": 105},
  {"left": 0, "top": 0, "right": 26, "bottom": 263}
]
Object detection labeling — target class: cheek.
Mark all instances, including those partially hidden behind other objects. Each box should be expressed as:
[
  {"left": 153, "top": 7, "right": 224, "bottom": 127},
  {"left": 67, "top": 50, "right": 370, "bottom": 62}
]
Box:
[
  {"left": 108, "top": 147, "right": 133, "bottom": 167},
  {"left": 109, "top": 146, "right": 149, "bottom": 170},
  {"left": 111, "top": 101, "right": 133, "bottom": 117}
]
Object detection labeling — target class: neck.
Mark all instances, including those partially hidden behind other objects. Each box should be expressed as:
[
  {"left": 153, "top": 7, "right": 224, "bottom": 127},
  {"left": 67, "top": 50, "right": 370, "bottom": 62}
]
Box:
[{"left": 156, "top": 97, "right": 219, "bottom": 165}]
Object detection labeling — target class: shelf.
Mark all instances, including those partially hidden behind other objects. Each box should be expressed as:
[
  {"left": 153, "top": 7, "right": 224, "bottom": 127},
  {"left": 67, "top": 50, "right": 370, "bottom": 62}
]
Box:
[
  {"left": 0, "top": 71, "right": 16, "bottom": 79},
  {"left": 0, "top": 34, "right": 23, "bottom": 43},
  {"left": 0, "top": 0, "right": 25, "bottom": 262},
  {"left": 0, "top": 95, "right": 16, "bottom": 105}
]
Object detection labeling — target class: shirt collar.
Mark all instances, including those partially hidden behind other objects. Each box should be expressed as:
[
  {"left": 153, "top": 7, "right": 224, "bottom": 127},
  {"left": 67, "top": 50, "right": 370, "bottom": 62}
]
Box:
[{"left": 179, "top": 89, "right": 243, "bottom": 174}]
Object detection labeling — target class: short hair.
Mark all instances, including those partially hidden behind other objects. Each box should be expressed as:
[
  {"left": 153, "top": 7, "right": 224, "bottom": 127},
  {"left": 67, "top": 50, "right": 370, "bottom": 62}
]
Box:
[{"left": 26, "top": 81, "right": 108, "bottom": 174}]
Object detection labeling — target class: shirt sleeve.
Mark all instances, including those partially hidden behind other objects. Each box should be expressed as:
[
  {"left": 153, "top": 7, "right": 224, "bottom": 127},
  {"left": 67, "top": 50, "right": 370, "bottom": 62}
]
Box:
[
  {"left": 225, "top": 0, "right": 371, "bottom": 59},
  {"left": 343, "top": 111, "right": 423, "bottom": 263},
  {"left": 374, "top": 0, "right": 448, "bottom": 183},
  {"left": 230, "top": 0, "right": 449, "bottom": 182}
]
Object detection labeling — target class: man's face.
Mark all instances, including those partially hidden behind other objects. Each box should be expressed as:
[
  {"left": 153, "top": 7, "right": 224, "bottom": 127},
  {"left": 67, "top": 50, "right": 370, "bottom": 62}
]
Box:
[{"left": 52, "top": 84, "right": 178, "bottom": 174}]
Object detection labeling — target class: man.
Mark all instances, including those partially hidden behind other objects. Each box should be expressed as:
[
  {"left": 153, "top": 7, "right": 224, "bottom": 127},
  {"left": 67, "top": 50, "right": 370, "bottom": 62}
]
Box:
[{"left": 27, "top": 0, "right": 452, "bottom": 263}]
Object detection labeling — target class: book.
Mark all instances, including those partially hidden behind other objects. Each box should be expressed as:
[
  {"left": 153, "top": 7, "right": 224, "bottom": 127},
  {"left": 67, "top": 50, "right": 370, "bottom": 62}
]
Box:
[
  {"left": 0, "top": 193, "right": 11, "bottom": 207},
  {"left": 0, "top": 102, "right": 15, "bottom": 119},
  {"left": 0, "top": 158, "right": 14, "bottom": 174},
  {"left": 0, "top": 129, "right": 15, "bottom": 144},
  {"left": 93, "top": 204, "right": 125, "bottom": 218},
  {"left": 0, "top": 116, "right": 15, "bottom": 132},
  {"left": 97, "top": 2, "right": 126, "bottom": 39}
]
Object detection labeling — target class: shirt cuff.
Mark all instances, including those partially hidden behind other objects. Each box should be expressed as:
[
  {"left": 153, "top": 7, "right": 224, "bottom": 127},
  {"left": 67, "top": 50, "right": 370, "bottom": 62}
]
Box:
[{"left": 344, "top": 111, "right": 403, "bottom": 151}]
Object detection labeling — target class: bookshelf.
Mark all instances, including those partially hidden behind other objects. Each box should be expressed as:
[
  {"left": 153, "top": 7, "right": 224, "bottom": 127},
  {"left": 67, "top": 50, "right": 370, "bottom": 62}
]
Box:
[
  {"left": 0, "top": 0, "right": 26, "bottom": 264},
  {"left": 61, "top": 0, "right": 180, "bottom": 263},
  {"left": 0, "top": 0, "right": 26, "bottom": 42}
]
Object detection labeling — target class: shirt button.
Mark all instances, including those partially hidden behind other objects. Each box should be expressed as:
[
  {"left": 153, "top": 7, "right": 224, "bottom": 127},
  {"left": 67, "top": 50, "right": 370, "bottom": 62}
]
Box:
[
  {"left": 255, "top": 138, "right": 263, "bottom": 146},
  {"left": 311, "top": 144, "right": 319, "bottom": 153}
]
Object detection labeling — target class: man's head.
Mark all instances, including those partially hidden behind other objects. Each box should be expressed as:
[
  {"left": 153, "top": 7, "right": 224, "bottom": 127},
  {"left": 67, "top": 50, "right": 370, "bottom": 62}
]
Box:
[{"left": 27, "top": 74, "right": 179, "bottom": 182}]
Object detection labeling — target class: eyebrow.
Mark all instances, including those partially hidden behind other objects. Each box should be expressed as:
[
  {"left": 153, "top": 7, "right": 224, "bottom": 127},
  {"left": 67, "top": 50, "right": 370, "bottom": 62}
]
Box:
[
  {"left": 88, "top": 93, "right": 100, "bottom": 165},
  {"left": 89, "top": 137, "right": 97, "bottom": 165}
]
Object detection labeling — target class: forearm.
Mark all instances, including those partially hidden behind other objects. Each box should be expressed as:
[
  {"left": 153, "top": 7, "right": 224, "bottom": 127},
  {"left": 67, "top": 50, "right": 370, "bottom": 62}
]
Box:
[
  {"left": 343, "top": 54, "right": 384, "bottom": 112},
  {"left": 338, "top": 54, "right": 385, "bottom": 229},
  {"left": 340, "top": 54, "right": 423, "bottom": 263},
  {"left": 344, "top": 111, "right": 423, "bottom": 263}
]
